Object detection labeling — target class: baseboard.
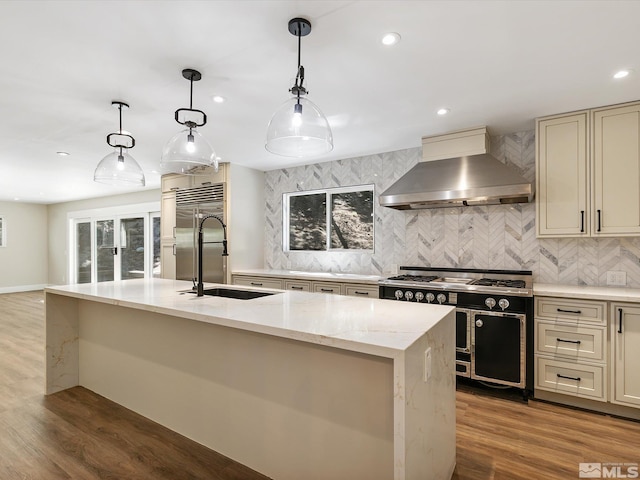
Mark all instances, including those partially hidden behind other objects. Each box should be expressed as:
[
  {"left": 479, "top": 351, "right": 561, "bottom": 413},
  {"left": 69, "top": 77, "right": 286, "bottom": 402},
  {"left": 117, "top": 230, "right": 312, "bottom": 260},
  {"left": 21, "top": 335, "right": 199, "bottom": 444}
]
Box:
[{"left": 0, "top": 284, "right": 48, "bottom": 294}]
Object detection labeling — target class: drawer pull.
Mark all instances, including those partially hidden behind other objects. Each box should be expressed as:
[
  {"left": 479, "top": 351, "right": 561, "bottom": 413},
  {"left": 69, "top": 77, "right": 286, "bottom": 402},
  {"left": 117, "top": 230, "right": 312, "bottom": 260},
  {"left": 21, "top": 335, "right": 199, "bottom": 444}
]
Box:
[
  {"left": 290, "top": 286, "right": 304, "bottom": 290},
  {"left": 618, "top": 308, "right": 623, "bottom": 334},
  {"left": 557, "top": 373, "right": 581, "bottom": 382},
  {"left": 556, "top": 338, "right": 581, "bottom": 345},
  {"left": 580, "top": 210, "right": 584, "bottom": 233},
  {"left": 354, "top": 291, "right": 370, "bottom": 296},
  {"left": 557, "top": 308, "right": 582, "bottom": 314},
  {"left": 320, "top": 288, "right": 334, "bottom": 292},
  {"left": 250, "top": 282, "right": 263, "bottom": 286}
]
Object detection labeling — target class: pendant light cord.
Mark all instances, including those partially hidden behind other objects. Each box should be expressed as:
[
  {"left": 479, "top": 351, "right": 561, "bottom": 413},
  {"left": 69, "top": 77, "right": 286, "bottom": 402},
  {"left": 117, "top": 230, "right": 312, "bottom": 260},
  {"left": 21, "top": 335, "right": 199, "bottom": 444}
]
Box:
[{"left": 295, "top": 27, "right": 305, "bottom": 103}]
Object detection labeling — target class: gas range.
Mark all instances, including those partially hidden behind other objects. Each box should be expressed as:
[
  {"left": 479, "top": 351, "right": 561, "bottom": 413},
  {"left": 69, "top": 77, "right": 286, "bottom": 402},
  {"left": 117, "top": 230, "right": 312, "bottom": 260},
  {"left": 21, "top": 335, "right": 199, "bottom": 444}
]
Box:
[
  {"left": 378, "top": 266, "right": 534, "bottom": 395},
  {"left": 379, "top": 267, "right": 533, "bottom": 299}
]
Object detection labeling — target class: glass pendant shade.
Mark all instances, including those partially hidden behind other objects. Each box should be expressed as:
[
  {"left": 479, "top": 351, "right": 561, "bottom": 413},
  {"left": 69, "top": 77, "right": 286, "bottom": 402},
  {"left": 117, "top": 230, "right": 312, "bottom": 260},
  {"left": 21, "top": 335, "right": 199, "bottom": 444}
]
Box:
[
  {"left": 265, "top": 96, "right": 333, "bottom": 158},
  {"left": 160, "top": 127, "right": 218, "bottom": 174},
  {"left": 94, "top": 149, "right": 146, "bottom": 186}
]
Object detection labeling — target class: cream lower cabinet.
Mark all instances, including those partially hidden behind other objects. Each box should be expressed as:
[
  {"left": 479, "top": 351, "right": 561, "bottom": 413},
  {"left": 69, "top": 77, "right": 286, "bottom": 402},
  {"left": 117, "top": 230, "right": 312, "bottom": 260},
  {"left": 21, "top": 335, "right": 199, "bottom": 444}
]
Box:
[
  {"left": 536, "top": 100, "right": 640, "bottom": 237},
  {"left": 232, "top": 274, "right": 379, "bottom": 299},
  {"left": 160, "top": 191, "right": 176, "bottom": 279},
  {"left": 534, "top": 297, "right": 607, "bottom": 401},
  {"left": 611, "top": 303, "right": 640, "bottom": 408}
]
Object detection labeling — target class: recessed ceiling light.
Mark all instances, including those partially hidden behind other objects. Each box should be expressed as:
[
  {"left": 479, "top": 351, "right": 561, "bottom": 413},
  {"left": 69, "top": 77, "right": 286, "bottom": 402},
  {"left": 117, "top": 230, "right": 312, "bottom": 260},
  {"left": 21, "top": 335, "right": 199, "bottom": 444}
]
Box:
[
  {"left": 56, "top": 151, "right": 70, "bottom": 156},
  {"left": 381, "top": 32, "right": 401, "bottom": 46},
  {"left": 212, "top": 95, "right": 225, "bottom": 103},
  {"left": 613, "top": 70, "right": 630, "bottom": 79},
  {"left": 13, "top": 197, "right": 19, "bottom": 201},
  {"left": 437, "top": 108, "right": 450, "bottom": 116}
]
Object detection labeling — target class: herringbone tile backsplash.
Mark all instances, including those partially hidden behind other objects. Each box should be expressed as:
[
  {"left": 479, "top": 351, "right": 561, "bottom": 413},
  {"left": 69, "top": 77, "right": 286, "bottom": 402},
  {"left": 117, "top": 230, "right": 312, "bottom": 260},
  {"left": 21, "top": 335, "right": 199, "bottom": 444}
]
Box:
[{"left": 265, "top": 131, "right": 640, "bottom": 287}]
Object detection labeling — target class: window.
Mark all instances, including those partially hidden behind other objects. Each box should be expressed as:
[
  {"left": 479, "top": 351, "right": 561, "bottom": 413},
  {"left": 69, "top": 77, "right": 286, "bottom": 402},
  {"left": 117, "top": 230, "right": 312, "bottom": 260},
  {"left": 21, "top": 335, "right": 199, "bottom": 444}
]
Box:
[
  {"left": 0, "top": 216, "right": 5, "bottom": 247},
  {"left": 284, "top": 185, "right": 374, "bottom": 252}
]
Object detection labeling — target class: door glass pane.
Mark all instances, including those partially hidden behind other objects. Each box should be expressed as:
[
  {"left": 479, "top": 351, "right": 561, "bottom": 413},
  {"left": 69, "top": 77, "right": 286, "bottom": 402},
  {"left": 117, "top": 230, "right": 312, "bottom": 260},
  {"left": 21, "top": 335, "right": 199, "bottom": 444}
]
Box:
[
  {"left": 152, "top": 216, "right": 161, "bottom": 278},
  {"left": 76, "top": 222, "right": 91, "bottom": 283},
  {"left": 120, "top": 217, "right": 145, "bottom": 280},
  {"left": 96, "top": 220, "right": 114, "bottom": 282}
]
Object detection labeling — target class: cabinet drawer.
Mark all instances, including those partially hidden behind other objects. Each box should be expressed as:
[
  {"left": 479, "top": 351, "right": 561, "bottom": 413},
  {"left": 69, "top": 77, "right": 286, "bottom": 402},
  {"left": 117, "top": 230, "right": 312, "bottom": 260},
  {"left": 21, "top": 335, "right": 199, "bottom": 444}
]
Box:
[
  {"left": 232, "top": 276, "right": 283, "bottom": 290},
  {"left": 312, "top": 282, "right": 343, "bottom": 295},
  {"left": 161, "top": 174, "right": 191, "bottom": 192},
  {"left": 344, "top": 285, "right": 379, "bottom": 298},
  {"left": 535, "top": 297, "right": 606, "bottom": 325},
  {"left": 535, "top": 356, "right": 606, "bottom": 401},
  {"left": 535, "top": 321, "right": 605, "bottom": 361},
  {"left": 284, "top": 280, "right": 311, "bottom": 292}
]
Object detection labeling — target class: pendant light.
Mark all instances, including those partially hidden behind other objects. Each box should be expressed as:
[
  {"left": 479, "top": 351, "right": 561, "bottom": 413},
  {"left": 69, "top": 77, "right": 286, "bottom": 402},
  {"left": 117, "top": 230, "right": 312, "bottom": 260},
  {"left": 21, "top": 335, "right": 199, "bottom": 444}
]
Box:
[
  {"left": 94, "top": 101, "right": 145, "bottom": 186},
  {"left": 265, "top": 18, "right": 333, "bottom": 158},
  {"left": 160, "top": 68, "right": 218, "bottom": 175}
]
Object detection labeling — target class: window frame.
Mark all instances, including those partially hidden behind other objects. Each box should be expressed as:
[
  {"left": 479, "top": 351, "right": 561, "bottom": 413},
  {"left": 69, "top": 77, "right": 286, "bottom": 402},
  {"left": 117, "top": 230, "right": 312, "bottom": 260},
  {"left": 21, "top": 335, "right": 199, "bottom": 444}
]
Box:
[{"left": 283, "top": 184, "right": 375, "bottom": 253}]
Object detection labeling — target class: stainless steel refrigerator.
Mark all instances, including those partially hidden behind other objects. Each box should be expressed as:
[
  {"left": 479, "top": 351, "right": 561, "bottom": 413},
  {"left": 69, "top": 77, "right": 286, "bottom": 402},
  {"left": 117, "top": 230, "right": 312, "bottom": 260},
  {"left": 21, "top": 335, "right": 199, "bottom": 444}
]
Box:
[{"left": 175, "top": 184, "right": 227, "bottom": 285}]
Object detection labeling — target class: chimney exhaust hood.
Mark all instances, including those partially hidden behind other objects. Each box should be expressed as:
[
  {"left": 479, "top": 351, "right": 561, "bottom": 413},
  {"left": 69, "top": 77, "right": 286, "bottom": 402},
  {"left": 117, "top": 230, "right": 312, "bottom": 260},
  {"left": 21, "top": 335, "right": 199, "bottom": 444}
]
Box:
[{"left": 379, "top": 127, "right": 534, "bottom": 210}]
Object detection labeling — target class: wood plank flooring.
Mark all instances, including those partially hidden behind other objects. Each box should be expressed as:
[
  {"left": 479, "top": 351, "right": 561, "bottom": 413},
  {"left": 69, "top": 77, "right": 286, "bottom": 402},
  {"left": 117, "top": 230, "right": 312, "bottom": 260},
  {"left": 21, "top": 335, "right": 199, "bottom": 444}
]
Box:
[{"left": 2, "top": 290, "right": 640, "bottom": 479}]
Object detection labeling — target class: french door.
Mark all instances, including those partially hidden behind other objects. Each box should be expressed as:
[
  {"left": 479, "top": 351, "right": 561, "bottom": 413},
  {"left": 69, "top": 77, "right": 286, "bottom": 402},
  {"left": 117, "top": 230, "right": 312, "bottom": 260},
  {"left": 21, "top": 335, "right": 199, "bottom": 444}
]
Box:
[{"left": 73, "top": 212, "right": 160, "bottom": 284}]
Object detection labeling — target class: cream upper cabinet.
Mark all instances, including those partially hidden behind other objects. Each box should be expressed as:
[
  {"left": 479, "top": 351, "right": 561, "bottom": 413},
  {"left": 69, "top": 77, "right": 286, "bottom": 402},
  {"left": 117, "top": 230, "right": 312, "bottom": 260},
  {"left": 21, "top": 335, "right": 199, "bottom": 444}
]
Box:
[
  {"left": 611, "top": 303, "right": 640, "bottom": 408},
  {"left": 592, "top": 103, "right": 640, "bottom": 235},
  {"left": 536, "top": 100, "right": 640, "bottom": 237},
  {"left": 536, "top": 111, "right": 589, "bottom": 236}
]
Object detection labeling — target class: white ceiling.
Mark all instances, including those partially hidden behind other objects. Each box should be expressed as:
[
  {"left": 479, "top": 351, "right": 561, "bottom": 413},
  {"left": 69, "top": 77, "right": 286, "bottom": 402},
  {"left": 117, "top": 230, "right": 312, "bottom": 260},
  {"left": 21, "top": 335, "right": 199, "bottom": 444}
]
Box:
[{"left": 1, "top": 0, "right": 639, "bottom": 204}]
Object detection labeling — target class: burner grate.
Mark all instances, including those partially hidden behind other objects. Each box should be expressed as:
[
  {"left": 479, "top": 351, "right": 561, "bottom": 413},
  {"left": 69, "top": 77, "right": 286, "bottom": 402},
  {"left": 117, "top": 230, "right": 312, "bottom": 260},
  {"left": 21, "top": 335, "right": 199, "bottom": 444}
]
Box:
[
  {"left": 472, "top": 278, "right": 526, "bottom": 288},
  {"left": 386, "top": 274, "right": 439, "bottom": 283}
]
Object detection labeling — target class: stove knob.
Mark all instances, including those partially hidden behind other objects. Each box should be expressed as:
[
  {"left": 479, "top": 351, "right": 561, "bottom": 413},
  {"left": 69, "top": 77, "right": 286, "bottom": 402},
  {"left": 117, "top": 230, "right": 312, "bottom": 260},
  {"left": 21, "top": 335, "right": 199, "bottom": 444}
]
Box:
[
  {"left": 395, "top": 290, "right": 404, "bottom": 300},
  {"left": 475, "top": 319, "right": 484, "bottom": 328},
  {"left": 437, "top": 293, "right": 446, "bottom": 304},
  {"left": 426, "top": 293, "right": 435, "bottom": 303},
  {"left": 498, "top": 298, "right": 510, "bottom": 311},
  {"left": 415, "top": 292, "right": 424, "bottom": 302},
  {"left": 404, "top": 291, "right": 414, "bottom": 301},
  {"left": 485, "top": 297, "right": 496, "bottom": 309}
]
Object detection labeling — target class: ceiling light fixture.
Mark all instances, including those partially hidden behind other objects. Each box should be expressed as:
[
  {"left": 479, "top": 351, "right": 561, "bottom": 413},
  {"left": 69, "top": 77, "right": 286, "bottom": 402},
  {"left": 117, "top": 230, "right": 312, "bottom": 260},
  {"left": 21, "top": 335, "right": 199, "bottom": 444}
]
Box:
[
  {"left": 265, "top": 17, "right": 333, "bottom": 158},
  {"left": 437, "top": 108, "right": 450, "bottom": 116},
  {"left": 613, "top": 70, "right": 630, "bottom": 79},
  {"left": 56, "top": 151, "right": 70, "bottom": 156},
  {"left": 212, "top": 95, "right": 225, "bottom": 103},
  {"left": 381, "top": 32, "right": 401, "bottom": 46},
  {"left": 160, "top": 68, "right": 218, "bottom": 175},
  {"left": 94, "top": 101, "right": 145, "bottom": 186}
]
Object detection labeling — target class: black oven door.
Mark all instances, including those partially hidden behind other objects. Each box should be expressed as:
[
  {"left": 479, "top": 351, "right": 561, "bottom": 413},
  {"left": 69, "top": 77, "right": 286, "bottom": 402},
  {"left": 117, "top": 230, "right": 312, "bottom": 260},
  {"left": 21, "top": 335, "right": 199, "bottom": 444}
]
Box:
[
  {"left": 455, "top": 308, "right": 471, "bottom": 378},
  {"left": 471, "top": 310, "right": 525, "bottom": 388}
]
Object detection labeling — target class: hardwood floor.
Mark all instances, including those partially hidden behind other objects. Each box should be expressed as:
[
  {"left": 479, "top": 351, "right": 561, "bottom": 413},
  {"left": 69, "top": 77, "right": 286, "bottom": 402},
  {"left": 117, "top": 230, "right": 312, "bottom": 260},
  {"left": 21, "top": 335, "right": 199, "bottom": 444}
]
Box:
[{"left": 2, "top": 290, "right": 640, "bottom": 479}]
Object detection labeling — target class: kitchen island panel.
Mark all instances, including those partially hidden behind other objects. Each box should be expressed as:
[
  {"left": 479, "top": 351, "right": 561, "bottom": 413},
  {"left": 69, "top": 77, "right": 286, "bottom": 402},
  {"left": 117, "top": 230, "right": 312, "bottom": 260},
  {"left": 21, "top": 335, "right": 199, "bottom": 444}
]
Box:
[{"left": 78, "top": 299, "right": 394, "bottom": 479}]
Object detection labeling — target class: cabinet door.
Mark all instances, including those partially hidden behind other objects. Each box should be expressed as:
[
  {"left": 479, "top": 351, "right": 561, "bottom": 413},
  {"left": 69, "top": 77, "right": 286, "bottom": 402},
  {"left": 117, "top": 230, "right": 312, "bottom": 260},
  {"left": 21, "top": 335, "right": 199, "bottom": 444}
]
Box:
[
  {"left": 536, "top": 112, "right": 589, "bottom": 237},
  {"left": 312, "top": 282, "right": 343, "bottom": 295},
  {"left": 160, "top": 242, "right": 176, "bottom": 279},
  {"left": 611, "top": 304, "right": 640, "bottom": 407},
  {"left": 160, "top": 192, "right": 176, "bottom": 242},
  {"left": 161, "top": 174, "right": 191, "bottom": 192},
  {"left": 592, "top": 103, "right": 640, "bottom": 235}
]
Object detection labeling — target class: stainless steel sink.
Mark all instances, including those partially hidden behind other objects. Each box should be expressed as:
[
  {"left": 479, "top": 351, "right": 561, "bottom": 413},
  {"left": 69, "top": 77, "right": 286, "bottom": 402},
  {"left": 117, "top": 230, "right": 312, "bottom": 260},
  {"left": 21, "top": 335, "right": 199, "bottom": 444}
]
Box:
[{"left": 185, "top": 287, "right": 278, "bottom": 300}]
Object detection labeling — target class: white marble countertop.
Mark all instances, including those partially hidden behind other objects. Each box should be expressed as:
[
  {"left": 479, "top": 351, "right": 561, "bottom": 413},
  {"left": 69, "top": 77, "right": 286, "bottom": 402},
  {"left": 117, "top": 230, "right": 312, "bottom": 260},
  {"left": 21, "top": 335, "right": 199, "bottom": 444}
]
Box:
[
  {"left": 231, "top": 268, "right": 382, "bottom": 285},
  {"left": 45, "top": 279, "right": 452, "bottom": 358},
  {"left": 534, "top": 283, "right": 640, "bottom": 302}
]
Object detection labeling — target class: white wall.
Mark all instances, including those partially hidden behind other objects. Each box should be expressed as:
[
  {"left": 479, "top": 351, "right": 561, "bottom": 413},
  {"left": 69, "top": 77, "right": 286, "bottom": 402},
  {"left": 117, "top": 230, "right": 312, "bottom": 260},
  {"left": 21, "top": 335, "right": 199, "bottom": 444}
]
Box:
[
  {"left": 0, "top": 201, "right": 48, "bottom": 292},
  {"left": 47, "top": 189, "right": 161, "bottom": 286}
]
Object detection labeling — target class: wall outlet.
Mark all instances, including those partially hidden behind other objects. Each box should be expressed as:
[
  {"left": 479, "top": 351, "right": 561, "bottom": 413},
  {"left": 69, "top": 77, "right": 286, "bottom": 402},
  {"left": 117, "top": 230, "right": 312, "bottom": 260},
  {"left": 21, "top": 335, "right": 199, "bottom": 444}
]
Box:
[
  {"left": 424, "top": 348, "right": 432, "bottom": 382},
  {"left": 606, "top": 270, "right": 627, "bottom": 286}
]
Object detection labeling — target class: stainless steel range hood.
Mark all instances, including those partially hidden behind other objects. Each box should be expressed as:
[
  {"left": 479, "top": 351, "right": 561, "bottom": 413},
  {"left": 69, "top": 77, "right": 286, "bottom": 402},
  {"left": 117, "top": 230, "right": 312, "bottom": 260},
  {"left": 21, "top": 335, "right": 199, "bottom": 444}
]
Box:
[
  {"left": 379, "top": 154, "right": 534, "bottom": 210},
  {"left": 379, "top": 127, "right": 534, "bottom": 210}
]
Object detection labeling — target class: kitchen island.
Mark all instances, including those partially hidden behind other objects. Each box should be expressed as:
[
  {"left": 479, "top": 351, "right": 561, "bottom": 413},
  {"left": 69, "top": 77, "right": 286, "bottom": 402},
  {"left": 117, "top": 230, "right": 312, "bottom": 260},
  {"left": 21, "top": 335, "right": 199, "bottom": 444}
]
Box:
[{"left": 45, "top": 279, "right": 455, "bottom": 480}]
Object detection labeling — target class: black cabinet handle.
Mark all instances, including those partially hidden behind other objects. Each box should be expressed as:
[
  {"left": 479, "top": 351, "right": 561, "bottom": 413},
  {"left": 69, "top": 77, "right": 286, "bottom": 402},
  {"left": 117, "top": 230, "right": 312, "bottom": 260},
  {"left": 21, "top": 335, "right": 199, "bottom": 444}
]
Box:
[
  {"left": 597, "top": 209, "right": 602, "bottom": 232},
  {"left": 320, "top": 288, "right": 334, "bottom": 292},
  {"left": 111, "top": 247, "right": 118, "bottom": 255},
  {"left": 557, "top": 338, "right": 581, "bottom": 345},
  {"left": 354, "top": 291, "right": 370, "bottom": 296},
  {"left": 580, "top": 210, "right": 584, "bottom": 233},
  {"left": 557, "top": 373, "right": 581, "bottom": 382},
  {"left": 557, "top": 308, "right": 581, "bottom": 314},
  {"left": 618, "top": 308, "right": 623, "bottom": 334},
  {"left": 250, "top": 282, "right": 263, "bottom": 286},
  {"left": 290, "top": 286, "right": 304, "bottom": 290}
]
